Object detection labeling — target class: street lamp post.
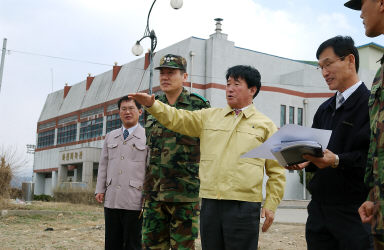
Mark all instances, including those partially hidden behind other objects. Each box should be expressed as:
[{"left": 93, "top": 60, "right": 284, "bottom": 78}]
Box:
[
  {"left": 132, "top": 0, "right": 183, "bottom": 95},
  {"left": 0, "top": 38, "right": 7, "bottom": 94}
]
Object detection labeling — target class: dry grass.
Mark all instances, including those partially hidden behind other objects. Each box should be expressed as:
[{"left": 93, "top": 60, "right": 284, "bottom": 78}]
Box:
[
  {"left": 0, "top": 198, "right": 9, "bottom": 210},
  {"left": 0, "top": 202, "right": 105, "bottom": 249},
  {"left": 53, "top": 186, "right": 100, "bottom": 206},
  {"left": 258, "top": 223, "right": 306, "bottom": 249},
  {"left": 0, "top": 201, "right": 306, "bottom": 250},
  {"left": 2, "top": 201, "right": 102, "bottom": 212},
  {"left": 31, "top": 201, "right": 103, "bottom": 212}
]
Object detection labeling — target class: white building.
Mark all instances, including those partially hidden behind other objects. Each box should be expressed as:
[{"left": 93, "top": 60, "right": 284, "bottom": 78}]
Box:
[{"left": 33, "top": 20, "right": 384, "bottom": 199}]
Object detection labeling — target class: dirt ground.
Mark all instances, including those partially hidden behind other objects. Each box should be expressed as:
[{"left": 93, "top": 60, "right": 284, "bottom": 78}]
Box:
[{"left": 0, "top": 201, "right": 306, "bottom": 249}]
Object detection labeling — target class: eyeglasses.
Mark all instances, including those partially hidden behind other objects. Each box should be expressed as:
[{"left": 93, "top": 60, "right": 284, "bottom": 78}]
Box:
[
  {"left": 317, "top": 56, "right": 346, "bottom": 71},
  {"left": 120, "top": 107, "right": 138, "bottom": 113}
]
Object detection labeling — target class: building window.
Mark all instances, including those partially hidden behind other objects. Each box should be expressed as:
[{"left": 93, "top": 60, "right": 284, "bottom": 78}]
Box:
[
  {"left": 106, "top": 114, "right": 122, "bottom": 133},
  {"left": 80, "top": 108, "right": 103, "bottom": 119},
  {"left": 58, "top": 115, "right": 77, "bottom": 125},
  {"left": 107, "top": 103, "right": 118, "bottom": 112},
  {"left": 80, "top": 117, "right": 103, "bottom": 140},
  {"left": 280, "top": 105, "right": 286, "bottom": 127},
  {"left": 57, "top": 124, "right": 77, "bottom": 145},
  {"left": 289, "top": 106, "right": 295, "bottom": 124},
  {"left": 38, "top": 121, "right": 56, "bottom": 130},
  {"left": 37, "top": 129, "right": 55, "bottom": 148},
  {"left": 298, "top": 108, "right": 303, "bottom": 126}
]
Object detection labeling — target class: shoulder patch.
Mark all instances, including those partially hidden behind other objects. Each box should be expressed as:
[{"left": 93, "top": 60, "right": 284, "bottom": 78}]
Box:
[{"left": 191, "top": 92, "right": 209, "bottom": 103}]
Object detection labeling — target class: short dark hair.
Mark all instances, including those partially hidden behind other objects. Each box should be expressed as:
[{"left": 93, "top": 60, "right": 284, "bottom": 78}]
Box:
[
  {"left": 226, "top": 65, "right": 261, "bottom": 98},
  {"left": 316, "top": 36, "right": 359, "bottom": 73},
  {"left": 117, "top": 96, "right": 142, "bottom": 110}
]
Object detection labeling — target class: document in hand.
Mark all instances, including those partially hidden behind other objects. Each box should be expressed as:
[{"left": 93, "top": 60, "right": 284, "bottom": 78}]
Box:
[
  {"left": 242, "top": 124, "right": 332, "bottom": 166},
  {"left": 271, "top": 140, "right": 323, "bottom": 167}
]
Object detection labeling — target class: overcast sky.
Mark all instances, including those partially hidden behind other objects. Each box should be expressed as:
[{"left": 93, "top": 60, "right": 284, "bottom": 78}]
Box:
[{"left": 0, "top": 0, "right": 382, "bottom": 176}]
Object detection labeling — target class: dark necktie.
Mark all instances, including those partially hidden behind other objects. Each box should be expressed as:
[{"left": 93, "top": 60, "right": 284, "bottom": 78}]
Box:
[
  {"left": 234, "top": 109, "right": 241, "bottom": 116},
  {"left": 123, "top": 129, "right": 129, "bottom": 140}
]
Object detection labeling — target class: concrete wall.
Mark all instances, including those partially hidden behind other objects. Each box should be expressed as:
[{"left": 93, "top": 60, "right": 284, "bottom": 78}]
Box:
[
  {"left": 44, "top": 178, "right": 52, "bottom": 196},
  {"left": 33, "top": 173, "right": 45, "bottom": 195},
  {"left": 34, "top": 141, "right": 103, "bottom": 171},
  {"left": 359, "top": 46, "right": 383, "bottom": 72}
]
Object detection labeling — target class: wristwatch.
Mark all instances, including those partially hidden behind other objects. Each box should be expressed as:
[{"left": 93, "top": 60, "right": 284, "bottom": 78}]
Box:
[{"left": 331, "top": 155, "right": 339, "bottom": 168}]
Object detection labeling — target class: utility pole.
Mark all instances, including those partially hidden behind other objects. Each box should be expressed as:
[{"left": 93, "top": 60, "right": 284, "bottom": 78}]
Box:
[
  {"left": 0, "top": 38, "right": 7, "bottom": 93},
  {"left": 303, "top": 99, "right": 309, "bottom": 200}
]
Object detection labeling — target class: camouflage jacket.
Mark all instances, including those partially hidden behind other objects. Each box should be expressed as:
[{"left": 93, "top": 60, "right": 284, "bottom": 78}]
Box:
[
  {"left": 143, "top": 88, "right": 210, "bottom": 202},
  {"left": 366, "top": 55, "right": 384, "bottom": 235}
]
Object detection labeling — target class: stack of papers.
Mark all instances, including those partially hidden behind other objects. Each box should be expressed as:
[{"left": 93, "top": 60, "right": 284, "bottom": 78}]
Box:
[
  {"left": 271, "top": 140, "right": 323, "bottom": 167},
  {"left": 242, "top": 124, "right": 332, "bottom": 167}
]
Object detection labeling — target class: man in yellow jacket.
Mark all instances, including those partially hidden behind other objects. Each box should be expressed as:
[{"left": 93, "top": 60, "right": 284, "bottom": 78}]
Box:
[{"left": 130, "top": 65, "right": 286, "bottom": 249}]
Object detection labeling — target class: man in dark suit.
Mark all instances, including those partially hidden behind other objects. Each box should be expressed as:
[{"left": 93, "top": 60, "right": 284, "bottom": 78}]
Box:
[
  {"left": 95, "top": 96, "right": 148, "bottom": 250},
  {"left": 287, "top": 36, "right": 372, "bottom": 250}
]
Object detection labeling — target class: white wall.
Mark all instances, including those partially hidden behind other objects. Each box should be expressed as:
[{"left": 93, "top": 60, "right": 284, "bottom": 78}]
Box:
[
  {"left": 33, "top": 173, "right": 44, "bottom": 195},
  {"left": 44, "top": 178, "right": 52, "bottom": 196}
]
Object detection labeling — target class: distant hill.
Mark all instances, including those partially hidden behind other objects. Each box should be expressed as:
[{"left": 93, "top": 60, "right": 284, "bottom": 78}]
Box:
[{"left": 11, "top": 175, "right": 33, "bottom": 188}]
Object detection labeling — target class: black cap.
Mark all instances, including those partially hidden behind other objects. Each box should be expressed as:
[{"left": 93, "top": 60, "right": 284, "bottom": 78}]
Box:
[{"left": 344, "top": 0, "right": 362, "bottom": 10}]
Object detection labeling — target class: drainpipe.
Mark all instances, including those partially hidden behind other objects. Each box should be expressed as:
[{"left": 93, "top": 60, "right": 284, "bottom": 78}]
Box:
[{"left": 190, "top": 51, "right": 195, "bottom": 93}]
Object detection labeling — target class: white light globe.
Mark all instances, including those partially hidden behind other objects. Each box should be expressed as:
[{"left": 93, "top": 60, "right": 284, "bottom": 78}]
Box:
[
  {"left": 170, "top": 0, "right": 183, "bottom": 9},
  {"left": 132, "top": 42, "right": 143, "bottom": 56}
]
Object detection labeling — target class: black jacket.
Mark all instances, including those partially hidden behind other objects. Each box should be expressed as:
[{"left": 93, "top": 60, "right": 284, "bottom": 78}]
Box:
[{"left": 307, "top": 83, "right": 370, "bottom": 205}]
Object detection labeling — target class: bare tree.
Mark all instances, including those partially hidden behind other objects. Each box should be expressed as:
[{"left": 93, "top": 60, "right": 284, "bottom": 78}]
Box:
[
  {"left": 0, "top": 156, "right": 12, "bottom": 197},
  {"left": 0, "top": 145, "right": 29, "bottom": 178}
]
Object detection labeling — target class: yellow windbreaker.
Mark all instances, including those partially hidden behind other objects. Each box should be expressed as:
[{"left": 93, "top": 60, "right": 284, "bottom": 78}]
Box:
[{"left": 147, "top": 100, "right": 286, "bottom": 211}]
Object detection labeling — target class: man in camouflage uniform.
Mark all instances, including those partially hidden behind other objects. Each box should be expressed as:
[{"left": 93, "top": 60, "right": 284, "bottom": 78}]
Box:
[
  {"left": 142, "top": 54, "right": 210, "bottom": 249},
  {"left": 344, "top": 0, "right": 384, "bottom": 248}
]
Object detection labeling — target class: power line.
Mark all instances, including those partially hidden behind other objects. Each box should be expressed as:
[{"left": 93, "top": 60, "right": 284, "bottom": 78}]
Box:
[{"left": 8, "top": 49, "right": 114, "bottom": 67}]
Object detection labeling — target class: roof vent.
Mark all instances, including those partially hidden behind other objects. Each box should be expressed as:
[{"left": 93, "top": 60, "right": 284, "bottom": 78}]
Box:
[{"left": 214, "top": 18, "right": 223, "bottom": 33}]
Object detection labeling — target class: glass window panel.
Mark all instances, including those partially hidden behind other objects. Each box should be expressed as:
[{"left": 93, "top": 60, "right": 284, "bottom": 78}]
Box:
[
  {"left": 280, "top": 105, "right": 286, "bottom": 128},
  {"left": 289, "top": 106, "right": 295, "bottom": 124},
  {"left": 106, "top": 114, "right": 122, "bottom": 133},
  {"left": 37, "top": 129, "right": 55, "bottom": 148},
  {"left": 57, "top": 124, "right": 77, "bottom": 145},
  {"left": 298, "top": 108, "right": 303, "bottom": 126},
  {"left": 80, "top": 117, "right": 103, "bottom": 140}
]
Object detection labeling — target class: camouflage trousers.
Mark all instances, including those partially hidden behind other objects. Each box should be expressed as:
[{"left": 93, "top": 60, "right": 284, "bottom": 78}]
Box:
[
  {"left": 142, "top": 200, "right": 199, "bottom": 250},
  {"left": 371, "top": 198, "right": 384, "bottom": 249},
  {"left": 374, "top": 234, "right": 384, "bottom": 250}
]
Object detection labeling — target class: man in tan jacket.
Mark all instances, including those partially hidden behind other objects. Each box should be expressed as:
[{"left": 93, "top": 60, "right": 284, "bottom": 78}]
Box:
[{"left": 95, "top": 96, "right": 147, "bottom": 250}]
